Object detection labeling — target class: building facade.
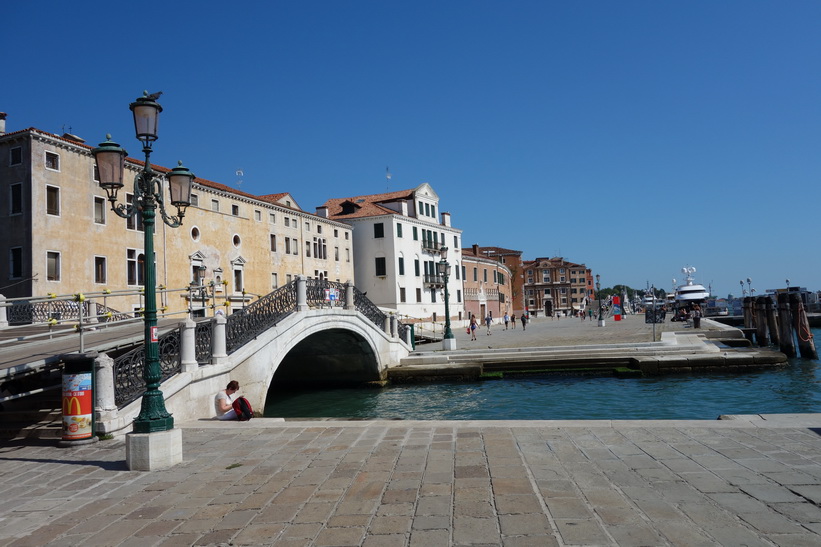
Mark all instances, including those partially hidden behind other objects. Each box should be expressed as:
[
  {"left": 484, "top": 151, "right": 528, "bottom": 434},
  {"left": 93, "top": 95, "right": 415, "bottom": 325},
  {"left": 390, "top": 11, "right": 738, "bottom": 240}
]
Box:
[
  {"left": 321, "top": 183, "right": 464, "bottom": 321},
  {"left": 460, "top": 245, "right": 516, "bottom": 321},
  {"left": 522, "top": 257, "right": 593, "bottom": 316},
  {"left": 0, "top": 122, "right": 354, "bottom": 318}
]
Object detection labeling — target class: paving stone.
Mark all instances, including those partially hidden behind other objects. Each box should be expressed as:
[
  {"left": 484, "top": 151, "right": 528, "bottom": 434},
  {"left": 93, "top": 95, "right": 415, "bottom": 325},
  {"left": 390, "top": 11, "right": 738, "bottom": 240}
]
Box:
[
  {"left": 553, "top": 518, "right": 610, "bottom": 544},
  {"left": 499, "top": 513, "right": 551, "bottom": 535},
  {"left": 452, "top": 516, "right": 500, "bottom": 544},
  {"left": 313, "top": 526, "right": 366, "bottom": 546}
]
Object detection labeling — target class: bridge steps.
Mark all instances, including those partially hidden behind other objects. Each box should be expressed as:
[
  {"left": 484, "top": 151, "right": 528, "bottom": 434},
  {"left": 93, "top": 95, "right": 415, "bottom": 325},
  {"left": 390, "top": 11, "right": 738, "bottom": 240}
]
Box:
[{"left": 0, "top": 397, "right": 62, "bottom": 441}]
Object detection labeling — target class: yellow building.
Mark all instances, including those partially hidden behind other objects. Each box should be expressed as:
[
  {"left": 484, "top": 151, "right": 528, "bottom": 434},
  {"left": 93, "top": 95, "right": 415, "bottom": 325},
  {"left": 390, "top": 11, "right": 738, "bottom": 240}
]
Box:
[{"left": 0, "top": 122, "right": 354, "bottom": 318}]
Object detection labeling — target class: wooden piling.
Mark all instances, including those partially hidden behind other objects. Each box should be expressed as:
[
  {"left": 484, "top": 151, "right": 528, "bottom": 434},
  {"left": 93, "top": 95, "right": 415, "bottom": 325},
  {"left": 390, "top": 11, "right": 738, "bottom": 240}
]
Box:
[
  {"left": 743, "top": 297, "right": 754, "bottom": 329},
  {"left": 754, "top": 297, "right": 769, "bottom": 347},
  {"left": 777, "top": 292, "right": 796, "bottom": 357},
  {"left": 765, "top": 296, "right": 779, "bottom": 346},
  {"left": 790, "top": 292, "right": 817, "bottom": 359}
]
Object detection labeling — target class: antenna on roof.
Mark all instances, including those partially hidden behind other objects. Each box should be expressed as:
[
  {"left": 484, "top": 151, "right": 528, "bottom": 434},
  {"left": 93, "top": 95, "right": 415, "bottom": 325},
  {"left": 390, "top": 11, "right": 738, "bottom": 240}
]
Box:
[
  {"left": 386, "top": 166, "right": 391, "bottom": 191},
  {"left": 235, "top": 169, "right": 244, "bottom": 189}
]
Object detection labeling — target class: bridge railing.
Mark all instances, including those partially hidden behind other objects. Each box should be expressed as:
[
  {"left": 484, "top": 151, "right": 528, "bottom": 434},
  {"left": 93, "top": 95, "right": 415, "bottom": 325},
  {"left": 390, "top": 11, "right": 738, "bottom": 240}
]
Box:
[
  {"left": 225, "top": 282, "right": 298, "bottom": 354},
  {"left": 108, "top": 277, "right": 412, "bottom": 409}
]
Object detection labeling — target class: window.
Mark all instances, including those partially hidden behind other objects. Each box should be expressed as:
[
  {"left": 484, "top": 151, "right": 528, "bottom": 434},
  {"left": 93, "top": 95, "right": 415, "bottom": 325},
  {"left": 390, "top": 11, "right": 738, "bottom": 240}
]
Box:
[
  {"left": 10, "top": 247, "right": 22, "bottom": 279},
  {"left": 47, "top": 251, "right": 60, "bottom": 281},
  {"left": 400, "top": 287, "right": 406, "bottom": 303},
  {"left": 285, "top": 238, "right": 291, "bottom": 254},
  {"left": 462, "top": 265, "right": 466, "bottom": 279},
  {"left": 483, "top": 269, "right": 488, "bottom": 282},
  {"left": 431, "top": 205, "right": 436, "bottom": 218},
  {"left": 473, "top": 268, "right": 478, "bottom": 282},
  {"left": 317, "top": 225, "right": 322, "bottom": 234},
  {"left": 211, "top": 199, "right": 219, "bottom": 212},
  {"left": 457, "top": 290, "right": 462, "bottom": 303},
  {"left": 493, "top": 271, "right": 497, "bottom": 283},
  {"left": 374, "top": 223, "right": 384, "bottom": 238},
  {"left": 127, "top": 249, "right": 145, "bottom": 286},
  {"left": 397, "top": 223, "right": 403, "bottom": 238},
  {"left": 94, "top": 197, "right": 105, "bottom": 224},
  {"left": 272, "top": 273, "right": 278, "bottom": 289},
  {"left": 10, "top": 183, "right": 22, "bottom": 215},
  {"left": 94, "top": 256, "right": 106, "bottom": 284},
  {"left": 234, "top": 269, "right": 243, "bottom": 292},
  {"left": 345, "top": 231, "right": 349, "bottom": 240},
  {"left": 453, "top": 235, "right": 458, "bottom": 247},
  {"left": 414, "top": 259, "right": 420, "bottom": 276},
  {"left": 305, "top": 221, "right": 311, "bottom": 232},
  {"left": 232, "top": 204, "right": 239, "bottom": 216},
  {"left": 375, "top": 257, "right": 387, "bottom": 276},
  {"left": 10, "top": 147, "right": 22, "bottom": 165},
  {"left": 305, "top": 241, "right": 311, "bottom": 257},
  {"left": 398, "top": 257, "right": 405, "bottom": 276},
  {"left": 46, "top": 185, "right": 60, "bottom": 216},
  {"left": 270, "top": 234, "right": 277, "bottom": 252},
  {"left": 346, "top": 248, "right": 350, "bottom": 262},
  {"left": 416, "top": 288, "right": 422, "bottom": 302},
  {"left": 285, "top": 217, "right": 290, "bottom": 227},
  {"left": 270, "top": 213, "right": 276, "bottom": 223},
  {"left": 232, "top": 234, "right": 241, "bottom": 247},
  {"left": 126, "top": 194, "right": 144, "bottom": 231},
  {"left": 424, "top": 203, "right": 430, "bottom": 216},
  {"left": 455, "top": 262, "right": 460, "bottom": 280},
  {"left": 334, "top": 229, "right": 338, "bottom": 237},
  {"left": 418, "top": 201, "right": 423, "bottom": 215},
  {"left": 255, "top": 210, "right": 261, "bottom": 221},
  {"left": 190, "top": 194, "right": 199, "bottom": 207},
  {"left": 413, "top": 226, "right": 418, "bottom": 240},
  {"left": 45, "top": 152, "right": 59, "bottom": 171},
  {"left": 292, "top": 238, "right": 299, "bottom": 255},
  {"left": 191, "top": 227, "right": 200, "bottom": 241},
  {"left": 335, "top": 246, "right": 339, "bottom": 261}
]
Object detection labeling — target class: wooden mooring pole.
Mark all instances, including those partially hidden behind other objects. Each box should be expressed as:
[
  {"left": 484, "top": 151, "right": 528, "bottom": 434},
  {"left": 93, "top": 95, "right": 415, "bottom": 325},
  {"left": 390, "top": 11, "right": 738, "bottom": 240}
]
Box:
[
  {"left": 754, "top": 296, "right": 769, "bottom": 347},
  {"left": 789, "top": 292, "right": 817, "bottom": 359},
  {"left": 765, "top": 296, "right": 779, "bottom": 346},
  {"left": 777, "top": 292, "right": 796, "bottom": 357}
]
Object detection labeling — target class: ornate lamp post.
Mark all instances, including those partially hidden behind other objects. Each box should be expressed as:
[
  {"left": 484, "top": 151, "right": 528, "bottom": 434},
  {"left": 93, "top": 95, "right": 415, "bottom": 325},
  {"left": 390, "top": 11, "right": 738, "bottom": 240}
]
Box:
[
  {"left": 92, "top": 92, "right": 194, "bottom": 447},
  {"left": 437, "top": 246, "right": 456, "bottom": 350},
  {"left": 596, "top": 274, "right": 605, "bottom": 327}
]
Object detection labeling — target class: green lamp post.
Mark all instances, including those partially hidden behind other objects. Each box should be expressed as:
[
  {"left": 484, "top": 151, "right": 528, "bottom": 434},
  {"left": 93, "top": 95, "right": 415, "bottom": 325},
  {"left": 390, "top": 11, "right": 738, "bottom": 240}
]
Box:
[
  {"left": 92, "top": 92, "right": 195, "bottom": 434},
  {"left": 437, "top": 246, "right": 456, "bottom": 350}
]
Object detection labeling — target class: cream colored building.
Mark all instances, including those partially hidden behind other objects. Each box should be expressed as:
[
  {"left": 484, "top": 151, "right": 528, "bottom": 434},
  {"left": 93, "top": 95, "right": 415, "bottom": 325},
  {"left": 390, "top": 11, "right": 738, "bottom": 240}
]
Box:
[{"left": 0, "top": 122, "right": 354, "bottom": 318}]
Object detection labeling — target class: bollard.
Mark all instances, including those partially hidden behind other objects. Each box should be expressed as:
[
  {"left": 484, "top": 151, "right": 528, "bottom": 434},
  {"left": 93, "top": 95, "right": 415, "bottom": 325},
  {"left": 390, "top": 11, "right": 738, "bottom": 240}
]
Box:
[
  {"left": 180, "top": 319, "right": 198, "bottom": 372},
  {"left": 777, "top": 293, "right": 795, "bottom": 357},
  {"left": 212, "top": 314, "right": 228, "bottom": 364}
]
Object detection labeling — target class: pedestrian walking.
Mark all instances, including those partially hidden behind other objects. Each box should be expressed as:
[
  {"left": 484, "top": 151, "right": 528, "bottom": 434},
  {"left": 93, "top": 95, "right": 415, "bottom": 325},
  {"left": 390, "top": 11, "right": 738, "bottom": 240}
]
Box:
[
  {"left": 503, "top": 312, "right": 509, "bottom": 330},
  {"left": 469, "top": 315, "right": 478, "bottom": 341},
  {"left": 521, "top": 312, "right": 528, "bottom": 331},
  {"left": 511, "top": 314, "right": 516, "bottom": 329},
  {"left": 485, "top": 313, "right": 492, "bottom": 335}
]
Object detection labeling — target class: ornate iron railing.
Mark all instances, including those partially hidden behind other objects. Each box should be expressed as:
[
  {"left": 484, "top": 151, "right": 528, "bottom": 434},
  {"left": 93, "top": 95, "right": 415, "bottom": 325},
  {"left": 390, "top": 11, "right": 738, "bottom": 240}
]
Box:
[
  {"left": 93, "top": 302, "right": 133, "bottom": 322},
  {"left": 8, "top": 299, "right": 89, "bottom": 324},
  {"left": 305, "top": 278, "right": 346, "bottom": 308},
  {"left": 396, "top": 321, "right": 409, "bottom": 342},
  {"left": 113, "top": 329, "right": 182, "bottom": 408},
  {"left": 195, "top": 319, "right": 213, "bottom": 364},
  {"left": 225, "top": 282, "right": 297, "bottom": 354},
  {"left": 352, "top": 285, "right": 387, "bottom": 330}
]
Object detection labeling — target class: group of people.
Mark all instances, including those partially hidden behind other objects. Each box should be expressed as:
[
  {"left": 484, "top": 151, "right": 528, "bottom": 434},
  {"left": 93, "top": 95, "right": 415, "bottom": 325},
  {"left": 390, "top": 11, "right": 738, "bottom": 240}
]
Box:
[
  {"left": 468, "top": 311, "right": 529, "bottom": 339},
  {"left": 671, "top": 304, "right": 702, "bottom": 328}
]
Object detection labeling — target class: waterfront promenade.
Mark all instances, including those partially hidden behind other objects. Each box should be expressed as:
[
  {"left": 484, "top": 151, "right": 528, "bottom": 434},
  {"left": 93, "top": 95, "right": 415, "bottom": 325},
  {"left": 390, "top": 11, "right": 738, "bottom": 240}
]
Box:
[{"left": 2, "top": 315, "right": 820, "bottom": 546}]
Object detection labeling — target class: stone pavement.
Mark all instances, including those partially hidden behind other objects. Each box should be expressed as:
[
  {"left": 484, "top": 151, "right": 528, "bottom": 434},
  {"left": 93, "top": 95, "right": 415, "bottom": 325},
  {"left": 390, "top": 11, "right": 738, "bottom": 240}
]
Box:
[{"left": 2, "top": 416, "right": 821, "bottom": 546}]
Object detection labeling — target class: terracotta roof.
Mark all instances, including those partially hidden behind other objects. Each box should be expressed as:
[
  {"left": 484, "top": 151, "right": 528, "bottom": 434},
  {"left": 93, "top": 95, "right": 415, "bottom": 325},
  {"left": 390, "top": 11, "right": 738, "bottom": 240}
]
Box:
[
  {"left": 462, "top": 245, "right": 523, "bottom": 258},
  {"left": 322, "top": 188, "right": 417, "bottom": 220}
]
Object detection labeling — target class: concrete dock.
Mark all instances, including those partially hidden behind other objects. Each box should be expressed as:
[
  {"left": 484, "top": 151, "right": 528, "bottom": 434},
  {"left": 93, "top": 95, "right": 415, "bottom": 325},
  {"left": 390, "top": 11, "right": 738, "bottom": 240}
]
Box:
[{"left": 2, "top": 416, "right": 821, "bottom": 546}]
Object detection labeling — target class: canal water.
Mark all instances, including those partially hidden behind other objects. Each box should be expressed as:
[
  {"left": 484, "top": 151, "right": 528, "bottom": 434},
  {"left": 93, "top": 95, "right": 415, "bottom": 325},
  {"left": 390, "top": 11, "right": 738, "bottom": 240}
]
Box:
[{"left": 263, "top": 328, "right": 821, "bottom": 421}]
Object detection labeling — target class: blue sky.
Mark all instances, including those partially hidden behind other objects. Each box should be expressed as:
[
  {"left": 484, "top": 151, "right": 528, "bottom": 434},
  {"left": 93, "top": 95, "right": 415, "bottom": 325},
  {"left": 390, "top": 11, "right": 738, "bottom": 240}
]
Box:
[{"left": 6, "top": 1, "right": 821, "bottom": 298}]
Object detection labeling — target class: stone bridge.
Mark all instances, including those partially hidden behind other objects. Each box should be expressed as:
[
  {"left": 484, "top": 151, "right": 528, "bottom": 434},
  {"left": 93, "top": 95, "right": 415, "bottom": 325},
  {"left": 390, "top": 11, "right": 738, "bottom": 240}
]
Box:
[{"left": 95, "top": 278, "right": 412, "bottom": 436}]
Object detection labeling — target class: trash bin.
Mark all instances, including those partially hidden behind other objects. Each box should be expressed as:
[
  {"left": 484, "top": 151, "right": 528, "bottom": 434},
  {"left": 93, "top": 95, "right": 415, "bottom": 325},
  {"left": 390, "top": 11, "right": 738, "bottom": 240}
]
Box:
[{"left": 60, "top": 353, "right": 96, "bottom": 444}]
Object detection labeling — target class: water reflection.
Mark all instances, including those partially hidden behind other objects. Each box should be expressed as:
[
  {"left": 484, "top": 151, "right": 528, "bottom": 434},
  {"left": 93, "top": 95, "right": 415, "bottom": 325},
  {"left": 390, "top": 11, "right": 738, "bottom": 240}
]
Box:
[{"left": 265, "top": 329, "right": 821, "bottom": 420}]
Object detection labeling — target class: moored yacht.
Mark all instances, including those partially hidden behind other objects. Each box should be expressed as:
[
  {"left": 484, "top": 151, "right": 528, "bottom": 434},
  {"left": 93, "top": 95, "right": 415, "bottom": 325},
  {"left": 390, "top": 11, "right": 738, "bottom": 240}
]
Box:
[{"left": 675, "top": 266, "right": 710, "bottom": 306}]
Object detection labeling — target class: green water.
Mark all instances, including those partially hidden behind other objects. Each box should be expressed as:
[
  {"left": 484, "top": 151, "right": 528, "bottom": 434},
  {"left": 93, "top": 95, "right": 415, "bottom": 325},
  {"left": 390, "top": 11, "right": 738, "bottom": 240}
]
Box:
[{"left": 264, "top": 330, "right": 821, "bottom": 421}]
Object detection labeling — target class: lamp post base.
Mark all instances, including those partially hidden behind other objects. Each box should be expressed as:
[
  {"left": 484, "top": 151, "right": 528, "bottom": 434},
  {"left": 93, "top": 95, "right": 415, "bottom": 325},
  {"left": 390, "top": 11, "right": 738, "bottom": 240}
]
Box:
[
  {"left": 442, "top": 337, "right": 457, "bottom": 351},
  {"left": 598, "top": 319, "right": 606, "bottom": 327},
  {"left": 126, "top": 428, "right": 183, "bottom": 471}
]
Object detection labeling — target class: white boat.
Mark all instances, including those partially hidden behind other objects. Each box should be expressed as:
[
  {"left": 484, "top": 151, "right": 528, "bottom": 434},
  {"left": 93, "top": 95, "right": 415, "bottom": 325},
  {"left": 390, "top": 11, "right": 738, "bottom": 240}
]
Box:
[{"left": 674, "top": 267, "right": 710, "bottom": 305}]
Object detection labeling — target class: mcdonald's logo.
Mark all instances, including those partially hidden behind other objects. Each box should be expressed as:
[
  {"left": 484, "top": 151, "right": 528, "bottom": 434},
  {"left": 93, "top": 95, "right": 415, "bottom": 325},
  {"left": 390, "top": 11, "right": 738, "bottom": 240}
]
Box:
[{"left": 63, "top": 396, "right": 82, "bottom": 416}]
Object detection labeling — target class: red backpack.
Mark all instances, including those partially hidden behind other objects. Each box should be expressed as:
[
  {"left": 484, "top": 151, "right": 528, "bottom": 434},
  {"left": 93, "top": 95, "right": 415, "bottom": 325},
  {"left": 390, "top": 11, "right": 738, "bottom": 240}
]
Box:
[{"left": 231, "top": 396, "right": 253, "bottom": 421}]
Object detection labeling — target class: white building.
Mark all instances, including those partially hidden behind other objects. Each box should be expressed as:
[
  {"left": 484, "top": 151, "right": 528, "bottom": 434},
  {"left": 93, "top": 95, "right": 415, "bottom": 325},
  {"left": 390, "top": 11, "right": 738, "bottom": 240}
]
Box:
[{"left": 319, "top": 183, "right": 465, "bottom": 321}]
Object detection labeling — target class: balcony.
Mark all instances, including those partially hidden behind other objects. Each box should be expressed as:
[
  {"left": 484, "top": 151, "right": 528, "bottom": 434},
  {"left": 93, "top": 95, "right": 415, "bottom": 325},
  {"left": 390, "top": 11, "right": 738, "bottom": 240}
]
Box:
[
  {"left": 423, "top": 274, "right": 445, "bottom": 288},
  {"left": 421, "top": 240, "right": 442, "bottom": 254}
]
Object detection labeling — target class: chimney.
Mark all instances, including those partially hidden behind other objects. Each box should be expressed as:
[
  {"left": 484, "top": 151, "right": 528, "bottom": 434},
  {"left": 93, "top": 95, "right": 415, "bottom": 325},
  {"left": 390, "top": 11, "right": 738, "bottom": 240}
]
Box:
[
  {"left": 472, "top": 244, "right": 479, "bottom": 256},
  {"left": 315, "top": 206, "right": 329, "bottom": 218},
  {"left": 441, "top": 211, "right": 451, "bottom": 227},
  {"left": 0, "top": 113, "right": 6, "bottom": 136}
]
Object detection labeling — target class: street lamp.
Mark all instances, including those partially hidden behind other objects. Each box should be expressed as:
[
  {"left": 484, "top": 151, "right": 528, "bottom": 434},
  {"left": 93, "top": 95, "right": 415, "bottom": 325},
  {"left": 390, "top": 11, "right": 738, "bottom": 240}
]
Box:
[
  {"left": 437, "top": 246, "right": 456, "bottom": 350},
  {"left": 92, "top": 91, "right": 195, "bottom": 437},
  {"left": 596, "top": 274, "right": 605, "bottom": 327}
]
